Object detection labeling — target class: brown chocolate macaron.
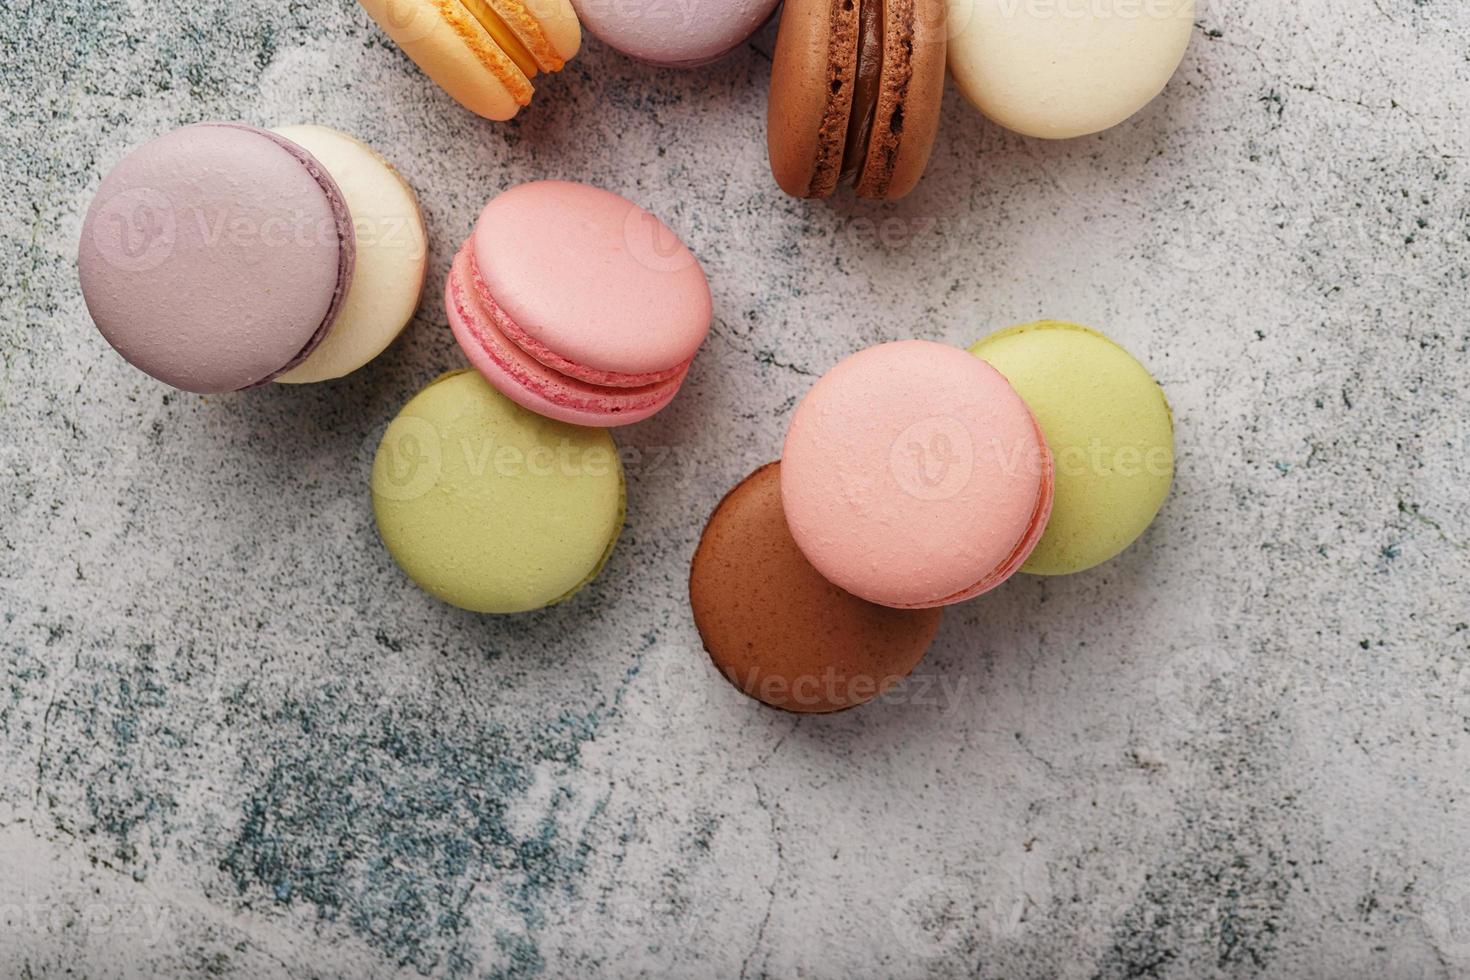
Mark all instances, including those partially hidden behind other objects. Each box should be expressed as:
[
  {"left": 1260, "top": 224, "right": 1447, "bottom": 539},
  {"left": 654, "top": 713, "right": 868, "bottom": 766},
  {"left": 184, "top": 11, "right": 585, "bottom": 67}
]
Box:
[
  {"left": 767, "top": 0, "right": 947, "bottom": 200},
  {"left": 690, "top": 462, "right": 943, "bottom": 713}
]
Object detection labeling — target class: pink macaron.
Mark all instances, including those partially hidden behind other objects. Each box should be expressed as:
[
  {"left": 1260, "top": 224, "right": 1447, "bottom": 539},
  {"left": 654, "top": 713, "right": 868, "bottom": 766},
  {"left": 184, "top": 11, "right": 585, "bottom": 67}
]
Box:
[
  {"left": 781, "top": 340, "right": 1055, "bottom": 609},
  {"left": 447, "top": 181, "right": 712, "bottom": 428},
  {"left": 572, "top": 0, "right": 781, "bottom": 68},
  {"left": 78, "top": 123, "right": 355, "bottom": 394}
]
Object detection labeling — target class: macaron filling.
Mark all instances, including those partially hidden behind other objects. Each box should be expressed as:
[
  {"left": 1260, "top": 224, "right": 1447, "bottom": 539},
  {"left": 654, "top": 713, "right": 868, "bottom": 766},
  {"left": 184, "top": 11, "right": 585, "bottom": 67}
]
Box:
[
  {"left": 447, "top": 246, "right": 685, "bottom": 418},
  {"left": 466, "top": 251, "right": 688, "bottom": 389},
  {"left": 839, "top": 0, "right": 884, "bottom": 185},
  {"left": 461, "top": 0, "right": 566, "bottom": 76},
  {"left": 212, "top": 125, "right": 358, "bottom": 386}
]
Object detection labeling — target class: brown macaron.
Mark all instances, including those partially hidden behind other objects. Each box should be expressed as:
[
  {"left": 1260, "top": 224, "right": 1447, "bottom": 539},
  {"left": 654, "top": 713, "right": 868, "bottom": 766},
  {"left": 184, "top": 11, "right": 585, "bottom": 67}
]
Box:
[
  {"left": 690, "top": 462, "right": 943, "bottom": 713},
  {"left": 767, "top": 0, "right": 947, "bottom": 200}
]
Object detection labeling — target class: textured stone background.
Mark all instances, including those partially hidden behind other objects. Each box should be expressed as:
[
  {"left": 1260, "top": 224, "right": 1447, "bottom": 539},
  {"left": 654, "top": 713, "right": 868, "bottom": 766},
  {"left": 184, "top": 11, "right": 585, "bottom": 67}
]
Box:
[{"left": 4, "top": 0, "right": 1469, "bottom": 977}]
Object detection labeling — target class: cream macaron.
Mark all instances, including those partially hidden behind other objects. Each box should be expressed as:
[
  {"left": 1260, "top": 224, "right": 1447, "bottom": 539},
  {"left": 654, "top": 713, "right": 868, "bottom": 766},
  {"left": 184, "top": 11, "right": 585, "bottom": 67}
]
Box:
[{"left": 946, "top": 0, "right": 1195, "bottom": 139}]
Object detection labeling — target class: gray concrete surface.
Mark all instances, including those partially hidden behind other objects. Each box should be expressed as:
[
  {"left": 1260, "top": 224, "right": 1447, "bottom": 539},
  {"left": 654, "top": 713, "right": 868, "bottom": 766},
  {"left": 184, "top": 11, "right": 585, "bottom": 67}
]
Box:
[{"left": 3, "top": 0, "right": 1469, "bottom": 976}]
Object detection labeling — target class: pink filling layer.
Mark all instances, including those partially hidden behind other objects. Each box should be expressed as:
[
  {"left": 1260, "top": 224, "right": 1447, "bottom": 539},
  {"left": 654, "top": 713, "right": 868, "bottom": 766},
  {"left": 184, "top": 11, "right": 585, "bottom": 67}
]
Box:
[{"left": 448, "top": 245, "right": 685, "bottom": 422}]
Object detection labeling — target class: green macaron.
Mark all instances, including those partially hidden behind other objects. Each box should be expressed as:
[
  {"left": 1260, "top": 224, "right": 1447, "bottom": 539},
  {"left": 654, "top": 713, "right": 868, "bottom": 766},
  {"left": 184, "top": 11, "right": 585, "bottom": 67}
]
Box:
[
  {"left": 970, "top": 321, "right": 1174, "bottom": 576},
  {"left": 372, "top": 369, "right": 626, "bottom": 613}
]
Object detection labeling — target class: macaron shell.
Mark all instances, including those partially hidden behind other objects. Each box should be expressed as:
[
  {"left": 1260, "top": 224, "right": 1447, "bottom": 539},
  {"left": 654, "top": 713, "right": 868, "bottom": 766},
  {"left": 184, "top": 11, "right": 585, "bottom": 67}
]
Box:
[
  {"left": 520, "top": 0, "right": 581, "bottom": 64},
  {"left": 467, "top": 0, "right": 580, "bottom": 72},
  {"left": 372, "top": 369, "right": 625, "bottom": 614},
  {"left": 446, "top": 247, "right": 683, "bottom": 427},
  {"left": 970, "top": 321, "right": 1174, "bottom": 575},
  {"left": 470, "top": 181, "right": 711, "bottom": 377},
  {"left": 767, "top": 0, "right": 859, "bottom": 199},
  {"left": 781, "top": 340, "right": 1051, "bottom": 609},
  {"left": 853, "top": 0, "right": 947, "bottom": 200},
  {"left": 78, "top": 123, "right": 353, "bottom": 393},
  {"left": 946, "top": 0, "right": 1194, "bottom": 139},
  {"left": 691, "top": 463, "right": 942, "bottom": 713},
  {"left": 574, "top": 0, "right": 778, "bottom": 67},
  {"left": 356, "top": 0, "right": 530, "bottom": 121},
  {"left": 273, "top": 126, "right": 428, "bottom": 384}
]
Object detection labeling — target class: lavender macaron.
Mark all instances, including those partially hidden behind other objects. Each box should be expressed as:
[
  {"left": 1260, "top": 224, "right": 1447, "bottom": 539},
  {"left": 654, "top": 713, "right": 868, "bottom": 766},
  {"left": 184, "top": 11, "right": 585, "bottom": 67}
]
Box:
[
  {"left": 572, "top": 0, "right": 780, "bottom": 68},
  {"left": 78, "top": 124, "right": 355, "bottom": 394}
]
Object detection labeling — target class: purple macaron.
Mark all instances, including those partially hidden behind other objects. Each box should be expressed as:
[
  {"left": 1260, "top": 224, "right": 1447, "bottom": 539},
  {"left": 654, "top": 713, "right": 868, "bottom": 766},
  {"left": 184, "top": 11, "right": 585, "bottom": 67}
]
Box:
[
  {"left": 572, "top": 0, "right": 780, "bottom": 68},
  {"left": 77, "top": 123, "right": 355, "bottom": 394}
]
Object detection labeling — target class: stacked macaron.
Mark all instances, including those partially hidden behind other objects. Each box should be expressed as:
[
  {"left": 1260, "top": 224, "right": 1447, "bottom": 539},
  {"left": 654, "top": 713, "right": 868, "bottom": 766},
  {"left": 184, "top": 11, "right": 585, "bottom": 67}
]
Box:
[
  {"left": 373, "top": 180, "right": 713, "bottom": 612},
  {"left": 79, "top": 126, "right": 711, "bottom": 614},
  {"left": 691, "top": 330, "right": 1174, "bottom": 713},
  {"left": 79, "top": 123, "right": 427, "bottom": 393},
  {"left": 446, "top": 182, "right": 711, "bottom": 428}
]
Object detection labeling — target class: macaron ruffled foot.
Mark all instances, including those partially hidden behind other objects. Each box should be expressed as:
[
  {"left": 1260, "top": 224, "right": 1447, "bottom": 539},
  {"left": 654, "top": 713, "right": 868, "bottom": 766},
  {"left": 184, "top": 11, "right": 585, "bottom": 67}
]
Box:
[
  {"left": 767, "top": 0, "right": 948, "bottom": 200},
  {"left": 356, "top": 0, "right": 582, "bottom": 120}
]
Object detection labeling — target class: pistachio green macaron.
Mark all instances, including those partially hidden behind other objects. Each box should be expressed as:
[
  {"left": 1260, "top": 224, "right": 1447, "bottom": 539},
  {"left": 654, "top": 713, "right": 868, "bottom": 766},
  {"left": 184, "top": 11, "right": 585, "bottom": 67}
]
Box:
[
  {"left": 969, "top": 321, "right": 1174, "bottom": 576},
  {"left": 372, "top": 369, "right": 625, "bottom": 613}
]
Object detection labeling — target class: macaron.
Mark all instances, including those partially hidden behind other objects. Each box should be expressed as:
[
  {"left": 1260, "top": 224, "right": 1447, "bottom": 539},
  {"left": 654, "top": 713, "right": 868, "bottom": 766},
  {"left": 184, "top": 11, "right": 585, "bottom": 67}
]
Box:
[
  {"left": 78, "top": 123, "right": 426, "bottom": 393},
  {"left": 447, "top": 181, "right": 712, "bottom": 428},
  {"left": 969, "top": 321, "right": 1174, "bottom": 575},
  {"left": 573, "top": 0, "right": 780, "bottom": 67},
  {"left": 356, "top": 0, "right": 581, "bottom": 120},
  {"left": 781, "top": 340, "right": 1054, "bottom": 609},
  {"left": 372, "top": 369, "right": 625, "bottom": 614},
  {"left": 946, "top": 0, "right": 1195, "bottom": 139},
  {"left": 767, "top": 0, "right": 948, "bottom": 200},
  {"left": 273, "top": 125, "right": 427, "bottom": 385},
  {"left": 691, "top": 462, "right": 943, "bottom": 713}
]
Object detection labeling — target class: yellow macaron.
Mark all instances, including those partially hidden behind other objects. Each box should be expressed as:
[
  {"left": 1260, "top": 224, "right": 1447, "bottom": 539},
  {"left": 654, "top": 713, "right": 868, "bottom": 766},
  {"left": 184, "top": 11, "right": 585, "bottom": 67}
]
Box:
[
  {"left": 357, "top": 0, "right": 581, "bottom": 120},
  {"left": 372, "top": 369, "right": 625, "bottom": 613},
  {"left": 970, "top": 321, "right": 1174, "bottom": 576}
]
